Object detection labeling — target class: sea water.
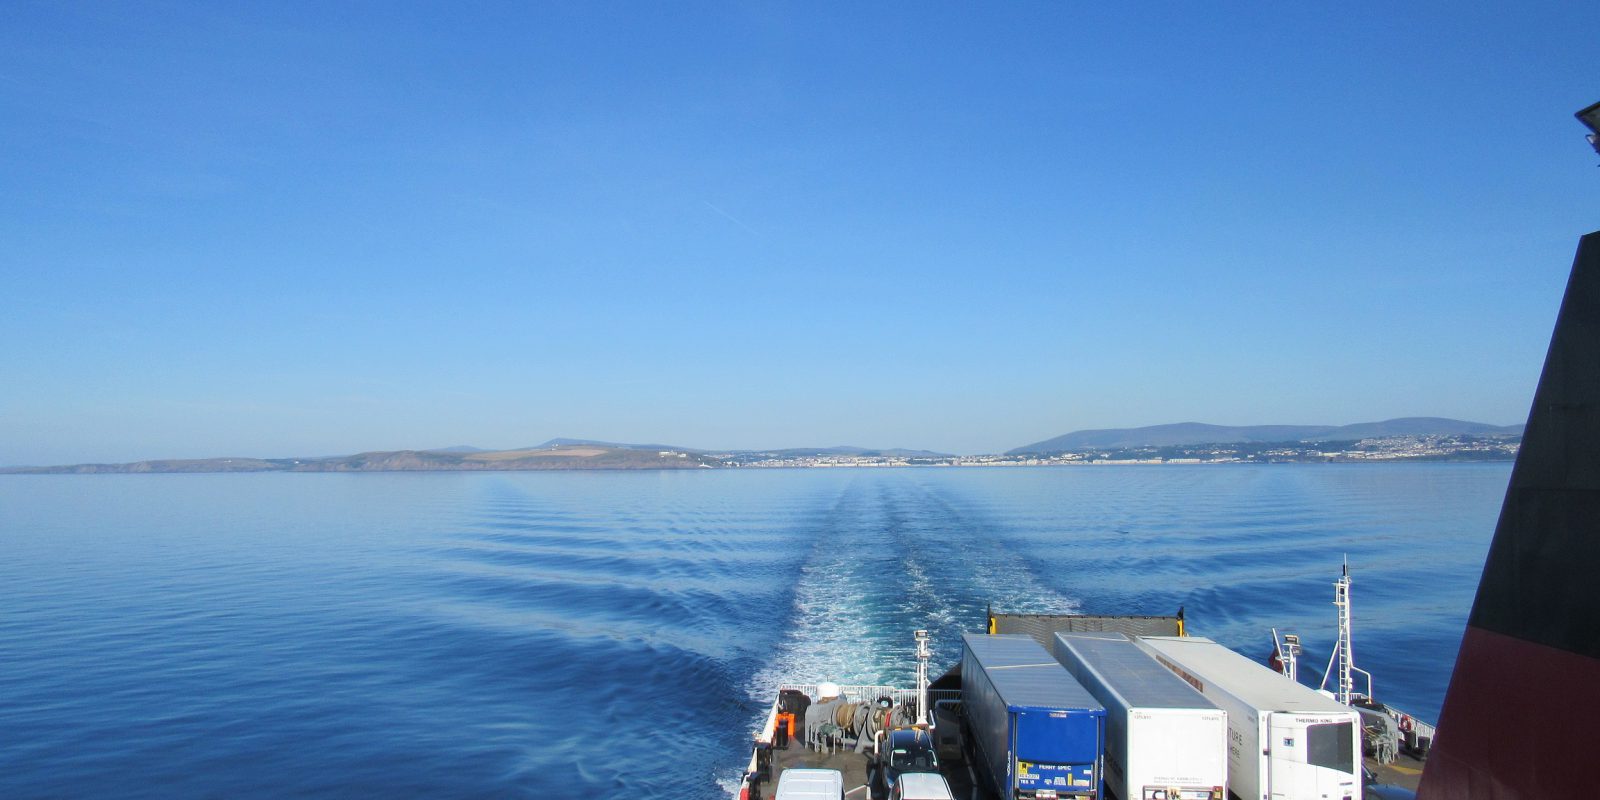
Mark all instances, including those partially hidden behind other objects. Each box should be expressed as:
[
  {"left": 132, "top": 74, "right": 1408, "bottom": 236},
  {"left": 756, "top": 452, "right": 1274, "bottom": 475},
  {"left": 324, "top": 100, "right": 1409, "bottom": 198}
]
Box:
[{"left": 0, "top": 464, "right": 1506, "bottom": 797}]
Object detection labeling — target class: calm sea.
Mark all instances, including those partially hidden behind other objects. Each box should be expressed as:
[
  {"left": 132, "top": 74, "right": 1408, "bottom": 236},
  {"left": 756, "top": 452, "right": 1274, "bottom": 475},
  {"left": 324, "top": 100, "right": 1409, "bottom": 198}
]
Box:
[{"left": 0, "top": 464, "right": 1507, "bottom": 798}]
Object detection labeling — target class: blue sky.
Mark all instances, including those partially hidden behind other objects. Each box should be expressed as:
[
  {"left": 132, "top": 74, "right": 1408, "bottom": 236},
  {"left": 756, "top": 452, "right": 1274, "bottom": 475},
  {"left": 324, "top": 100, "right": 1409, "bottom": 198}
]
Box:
[{"left": 3, "top": 2, "right": 1598, "bottom": 464}]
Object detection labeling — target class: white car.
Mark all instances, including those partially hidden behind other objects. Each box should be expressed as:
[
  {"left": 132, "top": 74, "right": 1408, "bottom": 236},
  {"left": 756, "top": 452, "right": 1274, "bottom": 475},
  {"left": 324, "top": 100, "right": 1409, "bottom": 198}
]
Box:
[
  {"left": 890, "top": 772, "right": 956, "bottom": 800},
  {"left": 774, "top": 768, "right": 845, "bottom": 800}
]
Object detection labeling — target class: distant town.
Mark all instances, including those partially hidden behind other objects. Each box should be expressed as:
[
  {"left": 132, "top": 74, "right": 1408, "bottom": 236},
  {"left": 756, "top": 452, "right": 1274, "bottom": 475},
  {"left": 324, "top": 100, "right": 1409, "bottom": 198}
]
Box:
[
  {"left": 714, "top": 433, "right": 1520, "bottom": 469},
  {"left": 1, "top": 419, "right": 1523, "bottom": 474}
]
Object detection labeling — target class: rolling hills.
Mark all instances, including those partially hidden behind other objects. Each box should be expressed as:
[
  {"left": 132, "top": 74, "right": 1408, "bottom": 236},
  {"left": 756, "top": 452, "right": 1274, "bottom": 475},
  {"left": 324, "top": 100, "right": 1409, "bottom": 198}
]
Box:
[{"left": 1007, "top": 417, "right": 1523, "bottom": 455}]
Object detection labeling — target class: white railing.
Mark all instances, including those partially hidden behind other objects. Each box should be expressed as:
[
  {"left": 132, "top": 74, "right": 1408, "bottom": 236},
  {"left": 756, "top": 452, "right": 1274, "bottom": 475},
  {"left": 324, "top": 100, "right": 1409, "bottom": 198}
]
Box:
[
  {"left": 777, "top": 683, "right": 917, "bottom": 707},
  {"left": 1382, "top": 705, "right": 1437, "bottom": 750}
]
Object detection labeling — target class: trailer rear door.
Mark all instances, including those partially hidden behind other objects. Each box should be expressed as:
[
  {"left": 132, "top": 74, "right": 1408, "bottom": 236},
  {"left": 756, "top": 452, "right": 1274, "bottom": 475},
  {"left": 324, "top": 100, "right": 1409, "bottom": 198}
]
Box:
[
  {"left": 1014, "top": 708, "right": 1099, "bottom": 796},
  {"left": 1266, "top": 716, "right": 1358, "bottom": 799}
]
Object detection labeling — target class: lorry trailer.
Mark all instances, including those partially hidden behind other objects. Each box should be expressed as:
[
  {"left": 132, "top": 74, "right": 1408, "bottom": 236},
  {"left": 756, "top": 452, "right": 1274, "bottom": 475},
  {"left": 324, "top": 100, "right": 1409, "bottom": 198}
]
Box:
[
  {"left": 961, "top": 633, "right": 1106, "bottom": 799},
  {"left": 1051, "top": 632, "right": 1228, "bottom": 800},
  {"left": 1134, "top": 636, "right": 1361, "bottom": 800}
]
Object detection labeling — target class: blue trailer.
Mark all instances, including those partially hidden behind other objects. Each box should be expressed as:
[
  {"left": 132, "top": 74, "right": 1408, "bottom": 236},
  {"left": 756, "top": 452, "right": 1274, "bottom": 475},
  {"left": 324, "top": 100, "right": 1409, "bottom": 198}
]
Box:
[{"left": 961, "top": 633, "right": 1106, "bottom": 799}]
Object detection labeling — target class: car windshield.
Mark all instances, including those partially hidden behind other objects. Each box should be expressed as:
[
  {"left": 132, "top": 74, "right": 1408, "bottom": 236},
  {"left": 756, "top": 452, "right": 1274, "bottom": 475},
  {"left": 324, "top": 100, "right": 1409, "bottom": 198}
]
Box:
[{"left": 891, "top": 746, "right": 935, "bottom": 770}]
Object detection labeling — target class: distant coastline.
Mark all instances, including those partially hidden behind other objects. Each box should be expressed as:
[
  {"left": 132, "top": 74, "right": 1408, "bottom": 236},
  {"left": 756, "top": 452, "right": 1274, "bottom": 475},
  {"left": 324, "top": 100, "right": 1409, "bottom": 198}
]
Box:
[
  {"left": 0, "top": 445, "right": 720, "bottom": 475},
  {"left": 1, "top": 419, "right": 1521, "bottom": 473},
  {"left": 724, "top": 433, "right": 1518, "bottom": 469}
]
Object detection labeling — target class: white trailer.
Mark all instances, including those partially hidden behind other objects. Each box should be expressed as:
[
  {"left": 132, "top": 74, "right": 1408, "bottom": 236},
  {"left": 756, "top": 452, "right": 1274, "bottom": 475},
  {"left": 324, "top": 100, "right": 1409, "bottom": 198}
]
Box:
[
  {"left": 1134, "top": 637, "right": 1360, "bottom": 800},
  {"left": 1051, "top": 632, "right": 1228, "bottom": 800}
]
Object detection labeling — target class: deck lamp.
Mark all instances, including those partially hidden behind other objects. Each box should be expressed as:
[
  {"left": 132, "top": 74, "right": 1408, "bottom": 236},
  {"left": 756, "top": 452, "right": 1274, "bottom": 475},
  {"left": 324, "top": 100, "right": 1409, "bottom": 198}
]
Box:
[{"left": 1578, "top": 100, "right": 1600, "bottom": 157}]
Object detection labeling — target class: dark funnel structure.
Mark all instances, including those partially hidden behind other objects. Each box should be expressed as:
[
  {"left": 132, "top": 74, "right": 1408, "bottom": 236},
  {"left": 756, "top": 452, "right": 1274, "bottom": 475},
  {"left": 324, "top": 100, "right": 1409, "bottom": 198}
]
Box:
[{"left": 1419, "top": 231, "right": 1600, "bottom": 798}]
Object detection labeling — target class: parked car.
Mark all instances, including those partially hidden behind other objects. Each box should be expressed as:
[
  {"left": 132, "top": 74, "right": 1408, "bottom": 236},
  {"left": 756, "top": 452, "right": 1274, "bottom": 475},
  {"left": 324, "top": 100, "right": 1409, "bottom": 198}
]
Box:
[
  {"left": 1362, "top": 766, "right": 1418, "bottom": 800},
  {"left": 774, "top": 768, "right": 845, "bottom": 800},
  {"left": 871, "top": 728, "right": 939, "bottom": 798},
  {"left": 890, "top": 771, "right": 956, "bottom": 800}
]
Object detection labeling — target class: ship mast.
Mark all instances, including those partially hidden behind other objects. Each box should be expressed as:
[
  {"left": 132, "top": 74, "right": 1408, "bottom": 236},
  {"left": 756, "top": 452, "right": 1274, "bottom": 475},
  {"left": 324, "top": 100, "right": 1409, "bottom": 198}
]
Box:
[
  {"left": 1270, "top": 628, "right": 1300, "bottom": 682},
  {"left": 914, "top": 629, "right": 930, "bottom": 725},
  {"left": 1333, "top": 559, "right": 1354, "bottom": 705},
  {"left": 1320, "top": 557, "right": 1372, "bottom": 704}
]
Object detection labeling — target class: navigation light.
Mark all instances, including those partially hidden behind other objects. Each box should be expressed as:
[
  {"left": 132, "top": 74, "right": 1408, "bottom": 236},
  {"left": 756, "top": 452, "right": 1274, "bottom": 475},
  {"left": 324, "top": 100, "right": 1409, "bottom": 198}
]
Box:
[{"left": 1578, "top": 100, "right": 1600, "bottom": 157}]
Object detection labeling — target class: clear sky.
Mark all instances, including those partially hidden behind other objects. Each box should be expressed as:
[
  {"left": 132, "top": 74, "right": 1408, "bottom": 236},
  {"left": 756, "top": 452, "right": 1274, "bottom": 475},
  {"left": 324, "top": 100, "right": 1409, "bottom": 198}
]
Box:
[{"left": 3, "top": 2, "right": 1598, "bottom": 464}]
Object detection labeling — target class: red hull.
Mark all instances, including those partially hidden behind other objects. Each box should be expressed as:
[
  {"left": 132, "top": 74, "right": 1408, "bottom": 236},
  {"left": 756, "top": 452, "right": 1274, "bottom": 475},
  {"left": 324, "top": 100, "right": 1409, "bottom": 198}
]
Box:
[{"left": 1419, "top": 627, "right": 1600, "bottom": 799}]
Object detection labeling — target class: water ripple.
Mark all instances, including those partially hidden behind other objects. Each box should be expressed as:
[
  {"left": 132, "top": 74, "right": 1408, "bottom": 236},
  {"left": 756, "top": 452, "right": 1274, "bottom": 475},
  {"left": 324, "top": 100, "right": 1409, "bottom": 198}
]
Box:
[{"left": 0, "top": 465, "right": 1506, "bottom": 798}]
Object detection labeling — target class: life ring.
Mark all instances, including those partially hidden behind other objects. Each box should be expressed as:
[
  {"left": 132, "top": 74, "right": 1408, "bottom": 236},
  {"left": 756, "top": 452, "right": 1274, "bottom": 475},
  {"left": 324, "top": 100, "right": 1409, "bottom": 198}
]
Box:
[{"left": 1399, "top": 715, "right": 1414, "bottom": 733}]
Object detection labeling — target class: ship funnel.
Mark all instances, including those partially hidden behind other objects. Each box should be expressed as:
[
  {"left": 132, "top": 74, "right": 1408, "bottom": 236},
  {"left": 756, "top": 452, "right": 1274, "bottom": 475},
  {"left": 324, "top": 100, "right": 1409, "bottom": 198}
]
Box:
[{"left": 1418, "top": 230, "right": 1600, "bottom": 799}]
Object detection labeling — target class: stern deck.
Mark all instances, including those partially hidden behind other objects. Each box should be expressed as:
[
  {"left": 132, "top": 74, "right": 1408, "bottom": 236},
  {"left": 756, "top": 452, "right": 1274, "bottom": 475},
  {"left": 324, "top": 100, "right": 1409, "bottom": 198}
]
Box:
[
  {"left": 740, "top": 685, "right": 1425, "bottom": 800},
  {"left": 742, "top": 684, "right": 974, "bottom": 800}
]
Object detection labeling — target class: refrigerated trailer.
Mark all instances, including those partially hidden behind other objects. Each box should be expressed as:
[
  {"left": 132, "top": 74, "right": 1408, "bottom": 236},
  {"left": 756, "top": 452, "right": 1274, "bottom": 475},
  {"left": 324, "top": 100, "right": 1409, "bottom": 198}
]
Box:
[
  {"left": 1134, "top": 637, "right": 1360, "bottom": 800},
  {"left": 961, "top": 634, "right": 1106, "bottom": 799},
  {"left": 1051, "top": 632, "right": 1227, "bottom": 800}
]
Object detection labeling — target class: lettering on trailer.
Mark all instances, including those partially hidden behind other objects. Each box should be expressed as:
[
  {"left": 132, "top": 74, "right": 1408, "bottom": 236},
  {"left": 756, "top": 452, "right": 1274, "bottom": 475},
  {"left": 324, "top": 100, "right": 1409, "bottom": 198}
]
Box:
[
  {"left": 1153, "top": 654, "right": 1205, "bottom": 693},
  {"left": 1020, "top": 762, "right": 1095, "bottom": 790}
]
